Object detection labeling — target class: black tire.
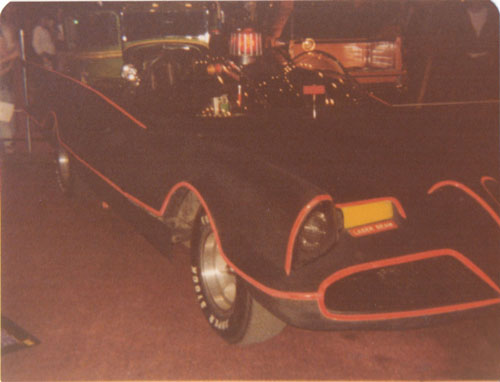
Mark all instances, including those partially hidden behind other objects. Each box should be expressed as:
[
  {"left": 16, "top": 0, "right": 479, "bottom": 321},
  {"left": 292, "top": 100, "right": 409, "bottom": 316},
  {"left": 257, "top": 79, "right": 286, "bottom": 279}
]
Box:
[{"left": 191, "top": 210, "right": 286, "bottom": 345}]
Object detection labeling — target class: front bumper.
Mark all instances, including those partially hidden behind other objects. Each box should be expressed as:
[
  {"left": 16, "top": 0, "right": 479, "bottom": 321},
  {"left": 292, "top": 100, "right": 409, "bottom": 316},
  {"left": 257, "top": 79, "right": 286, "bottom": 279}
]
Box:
[{"left": 251, "top": 248, "right": 500, "bottom": 330}]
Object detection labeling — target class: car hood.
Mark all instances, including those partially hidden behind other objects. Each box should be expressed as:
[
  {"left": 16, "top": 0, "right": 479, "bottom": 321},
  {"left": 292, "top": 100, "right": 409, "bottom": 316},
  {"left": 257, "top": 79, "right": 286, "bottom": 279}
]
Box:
[
  {"left": 164, "top": 106, "right": 499, "bottom": 210},
  {"left": 141, "top": 105, "right": 500, "bottom": 291}
]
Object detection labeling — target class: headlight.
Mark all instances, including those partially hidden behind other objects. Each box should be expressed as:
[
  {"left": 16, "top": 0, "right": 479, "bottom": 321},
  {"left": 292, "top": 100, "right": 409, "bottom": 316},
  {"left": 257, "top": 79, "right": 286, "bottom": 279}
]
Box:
[
  {"left": 121, "top": 64, "right": 140, "bottom": 86},
  {"left": 292, "top": 202, "right": 341, "bottom": 270}
]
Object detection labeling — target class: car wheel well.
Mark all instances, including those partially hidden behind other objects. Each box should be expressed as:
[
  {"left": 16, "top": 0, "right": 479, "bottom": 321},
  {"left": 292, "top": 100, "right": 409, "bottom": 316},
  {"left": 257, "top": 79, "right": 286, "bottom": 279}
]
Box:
[{"left": 164, "top": 188, "right": 201, "bottom": 247}]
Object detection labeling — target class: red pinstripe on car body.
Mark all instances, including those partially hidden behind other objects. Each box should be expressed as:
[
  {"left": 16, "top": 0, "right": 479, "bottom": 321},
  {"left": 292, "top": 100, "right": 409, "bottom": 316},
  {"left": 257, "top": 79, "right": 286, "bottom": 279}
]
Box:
[
  {"left": 428, "top": 180, "right": 500, "bottom": 228},
  {"left": 34, "top": 82, "right": 500, "bottom": 323}
]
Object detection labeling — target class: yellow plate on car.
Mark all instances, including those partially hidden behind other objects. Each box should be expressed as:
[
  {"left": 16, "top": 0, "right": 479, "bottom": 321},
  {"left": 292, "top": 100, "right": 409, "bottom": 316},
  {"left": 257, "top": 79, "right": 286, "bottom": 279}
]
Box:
[{"left": 340, "top": 200, "right": 394, "bottom": 229}]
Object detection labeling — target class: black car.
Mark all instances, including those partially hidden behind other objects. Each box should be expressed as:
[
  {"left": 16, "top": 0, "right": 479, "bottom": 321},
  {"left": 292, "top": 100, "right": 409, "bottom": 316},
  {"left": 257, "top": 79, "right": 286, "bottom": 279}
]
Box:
[{"left": 28, "top": 1, "right": 500, "bottom": 344}]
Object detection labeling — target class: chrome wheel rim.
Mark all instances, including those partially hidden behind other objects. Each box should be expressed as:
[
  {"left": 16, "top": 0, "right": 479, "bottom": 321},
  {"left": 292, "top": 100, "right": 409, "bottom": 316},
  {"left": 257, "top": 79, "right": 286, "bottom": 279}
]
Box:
[{"left": 200, "top": 231, "right": 236, "bottom": 314}]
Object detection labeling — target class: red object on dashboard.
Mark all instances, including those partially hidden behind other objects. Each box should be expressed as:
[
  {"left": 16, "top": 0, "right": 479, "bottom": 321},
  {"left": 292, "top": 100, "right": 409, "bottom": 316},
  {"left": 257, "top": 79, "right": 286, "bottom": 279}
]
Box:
[
  {"left": 230, "top": 29, "right": 263, "bottom": 57},
  {"left": 303, "top": 85, "right": 326, "bottom": 95}
]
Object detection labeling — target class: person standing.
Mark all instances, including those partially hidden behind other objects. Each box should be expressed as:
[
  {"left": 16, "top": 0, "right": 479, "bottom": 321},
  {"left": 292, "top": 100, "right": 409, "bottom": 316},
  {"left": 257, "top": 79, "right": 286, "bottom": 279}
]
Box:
[
  {"left": 458, "top": 0, "right": 499, "bottom": 100},
  {"left": 0, "top": 12, "right": 19, "bottom": 155},
  {"left": 422, "top": 0, "right": 499, "bottom": 102},
  {"left": 54, "top": 8, "right": 67, "bottom": 71},
  {"left": 32, "top": 15, "right": 56, "bottom": 70},
  {"left": 55, "top": 8, "right": 65, "bottom": 51}
]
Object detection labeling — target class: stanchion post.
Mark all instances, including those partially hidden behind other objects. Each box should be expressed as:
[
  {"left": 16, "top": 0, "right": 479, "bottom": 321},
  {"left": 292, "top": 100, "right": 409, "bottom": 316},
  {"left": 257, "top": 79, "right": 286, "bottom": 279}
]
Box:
[{"left": 19, "top": 29, "right": 31, "bottom": 153}]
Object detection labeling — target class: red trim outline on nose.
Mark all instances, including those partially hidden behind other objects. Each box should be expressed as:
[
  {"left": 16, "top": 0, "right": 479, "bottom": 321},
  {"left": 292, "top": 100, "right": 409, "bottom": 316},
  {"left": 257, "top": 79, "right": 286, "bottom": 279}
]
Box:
[
  {"left": 317, "top": 248, "right": 500, "bottom": 321},
  {"left": 428, "top": 180, "right": 500, "bottom": 228},
  {"left": 285, "top": 195, "right": 334, "bottom": 276},
  {"left": 481, "top": 176, "right": 500, "bottom": 208},
  {"left": 285, "top": 196, "right": 407, "bottom": 275}
]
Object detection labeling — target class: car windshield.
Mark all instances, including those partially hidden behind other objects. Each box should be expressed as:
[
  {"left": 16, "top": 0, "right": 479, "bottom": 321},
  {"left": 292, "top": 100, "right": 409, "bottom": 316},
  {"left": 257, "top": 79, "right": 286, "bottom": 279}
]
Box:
[
  {"left": 123, "top": 10, "right": 208, "bottom": 42},
  {"left": 289, "top": 1, "right": 402, "bottom": 40}
]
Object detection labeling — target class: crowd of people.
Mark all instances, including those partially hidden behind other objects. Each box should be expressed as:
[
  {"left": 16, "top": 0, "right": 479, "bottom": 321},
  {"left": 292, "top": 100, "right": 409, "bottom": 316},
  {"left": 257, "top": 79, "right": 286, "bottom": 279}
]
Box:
[
  {"left": 0, "top": 6, "right": 66, "bottom": 155},
  {"left": 0, "top": 7, "right": 19, "bottom": 155}
]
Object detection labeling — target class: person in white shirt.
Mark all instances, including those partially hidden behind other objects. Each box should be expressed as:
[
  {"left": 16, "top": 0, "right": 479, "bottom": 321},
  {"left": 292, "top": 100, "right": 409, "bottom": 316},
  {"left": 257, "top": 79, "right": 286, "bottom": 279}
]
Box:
[
  {"left": 32, "top": 15, "right": 56, "bottom": 69},
  {"left": 0, "top": 14, "right": 19, "bottom": 155}
]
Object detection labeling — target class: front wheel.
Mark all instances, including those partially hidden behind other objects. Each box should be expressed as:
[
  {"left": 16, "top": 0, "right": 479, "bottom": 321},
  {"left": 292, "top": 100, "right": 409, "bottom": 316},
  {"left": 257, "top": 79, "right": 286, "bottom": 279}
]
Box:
[{"left": 191, "top": 211, "right": 285, "bottom": 344}]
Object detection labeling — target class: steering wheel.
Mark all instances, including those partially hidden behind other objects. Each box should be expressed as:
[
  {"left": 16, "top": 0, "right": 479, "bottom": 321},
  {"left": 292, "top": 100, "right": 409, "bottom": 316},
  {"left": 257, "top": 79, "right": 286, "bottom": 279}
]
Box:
[{"left": 291, "top": 50, "right": 351, "bottom": 80}]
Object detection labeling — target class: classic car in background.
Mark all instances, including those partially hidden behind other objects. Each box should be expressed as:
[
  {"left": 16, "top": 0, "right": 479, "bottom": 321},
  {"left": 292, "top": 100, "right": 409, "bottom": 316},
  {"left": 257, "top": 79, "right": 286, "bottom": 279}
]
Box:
[
  {"left": 61, "top": 2, "right": 212, "bottom": 91},
  {"left": 26, "top": 1, "right": 500, "bottom": 345}
]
